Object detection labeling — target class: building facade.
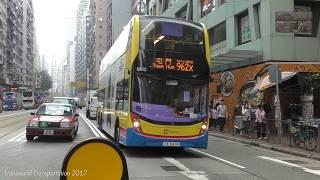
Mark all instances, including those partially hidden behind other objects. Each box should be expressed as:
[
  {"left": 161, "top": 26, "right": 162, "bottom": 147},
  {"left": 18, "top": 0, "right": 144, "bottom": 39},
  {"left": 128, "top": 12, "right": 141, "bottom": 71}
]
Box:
[
  {"left": 22, "top": 0, "right": 35, "bottom": 87},
  {"left": 0, "top": 0, "right": 7, "bottom": 88},
  {"left": 86, "top": 0, "right": 132, "bottom": 90},
  {"left": 87, "top": 0, "right": 109, "bottom": 89},
  {"left": 0, "top": 0, "right": 35, "bottom": 91},
  {"left": 151, "top": 0, "right": 320, "bottom": 127},
  {"left": 75, "top": 0, "right": 89, "bottom": 98},
  {"left": 6, "top": 0, "right": 24, "bottom": 87}
]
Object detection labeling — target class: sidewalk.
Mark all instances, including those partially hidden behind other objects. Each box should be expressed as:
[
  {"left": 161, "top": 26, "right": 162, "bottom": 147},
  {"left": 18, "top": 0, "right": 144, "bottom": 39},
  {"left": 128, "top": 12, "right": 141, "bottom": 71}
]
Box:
[{"left": 208, "top": 128, "right": 320, "bottom": 161}]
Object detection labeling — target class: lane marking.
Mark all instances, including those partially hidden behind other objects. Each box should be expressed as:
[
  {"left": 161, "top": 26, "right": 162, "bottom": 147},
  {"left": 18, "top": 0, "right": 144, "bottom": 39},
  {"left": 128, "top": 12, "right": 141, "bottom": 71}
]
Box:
[
  {"left": 0, "top": 110, "right": 33, "bottom": 119},
  {"left": 258, "top": 156, "right": 320, "bottom": 176},
  {"left": 79, "top": 113, "right": 100, "bottom": 137},
  {"left": 16, "top": 131, "right": 27, "bottom": 141},
  {"left": 163, "top": 157, "right": 209, "bottom": 180},
  {"left": 79, "top": 113, "right": 107, "bottom": 138},
  {"left": 9, "top": 130, "right": 26, "bottom": 142},
  {"left": 82, "top": 114, "right": 106, "bottom": 138},
  {"left": 258, "top": 156, "right": 302, "bottom": 168},
  {"left": 189, "top": 148, "right": 246, "bottom": 169}
]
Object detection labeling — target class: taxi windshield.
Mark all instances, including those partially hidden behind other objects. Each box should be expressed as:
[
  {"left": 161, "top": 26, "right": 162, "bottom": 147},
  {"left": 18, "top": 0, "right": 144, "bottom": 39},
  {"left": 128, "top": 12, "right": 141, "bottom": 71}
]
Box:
[{"left": 37, "top": 104, "right": 73, "bottom": 116}]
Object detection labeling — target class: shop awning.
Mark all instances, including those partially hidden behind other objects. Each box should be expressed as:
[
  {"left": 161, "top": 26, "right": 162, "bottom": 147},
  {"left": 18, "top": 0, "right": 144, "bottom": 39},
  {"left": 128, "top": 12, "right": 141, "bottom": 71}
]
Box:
[{"left": 251, "top": 72, "right": 297, "bottom": 93}]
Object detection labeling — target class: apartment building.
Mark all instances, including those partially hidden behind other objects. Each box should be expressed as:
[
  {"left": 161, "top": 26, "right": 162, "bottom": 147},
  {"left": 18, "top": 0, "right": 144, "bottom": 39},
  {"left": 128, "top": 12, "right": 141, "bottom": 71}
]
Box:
[
  {"left": 0, "top": 0, "right": 35, "bottom": 90},
  {"left": 86, "top": 0, "right": 132, "bottom": 90},
  {"left": 0, "top": 0, "right": 7, "bottom": 88},
  {"left": 75, "top": 0, "right": 89, "bottom": 97}
]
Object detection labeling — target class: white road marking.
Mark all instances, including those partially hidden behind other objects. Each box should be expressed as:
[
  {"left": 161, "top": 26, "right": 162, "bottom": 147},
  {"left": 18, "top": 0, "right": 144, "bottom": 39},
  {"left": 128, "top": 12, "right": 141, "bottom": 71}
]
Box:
[
  {"left": 9, "top": 130, "right": 26, "bottom": 142},
  {"left": 190, "top": 148, "right": 246, "bottom": 169},
  {"left": 163, "top": 157, "right": 209, "bottom": 180},
  {"left": 0, "top": 111, "right": 33, "bottom": 119},
  {"left": 258, "top": 156, "right": 320, "bottom": 176},
  {"left": 258, "top": 156, "right": 302, "bottom": 168},
  {"left": 79, "top": 113, "right": 106, "bottom": 138},
  {"left": 16, "top": 132, "right": 27, "bottom": 141},
  {"left": 79, "top": 113, "right": 99, "bottom": 137}
]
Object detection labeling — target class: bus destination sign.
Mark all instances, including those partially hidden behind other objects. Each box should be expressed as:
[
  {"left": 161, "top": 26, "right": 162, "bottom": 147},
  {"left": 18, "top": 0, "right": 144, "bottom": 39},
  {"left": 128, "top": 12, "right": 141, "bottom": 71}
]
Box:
[{"left": 152, "top": 58, "right": 194, "bottom": 72}]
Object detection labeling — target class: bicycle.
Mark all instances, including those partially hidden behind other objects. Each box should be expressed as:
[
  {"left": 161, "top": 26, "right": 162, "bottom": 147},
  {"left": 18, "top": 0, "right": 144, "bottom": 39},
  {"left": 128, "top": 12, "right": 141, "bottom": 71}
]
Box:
[{"left": 291, "top": 121, "right": 318, "bottom": 151}]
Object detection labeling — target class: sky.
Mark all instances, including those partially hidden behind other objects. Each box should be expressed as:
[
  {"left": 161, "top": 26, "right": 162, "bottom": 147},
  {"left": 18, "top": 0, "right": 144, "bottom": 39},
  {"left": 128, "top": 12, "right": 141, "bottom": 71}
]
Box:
[{"left": 34, "top": 0, "right": 79, "bottom": 58}]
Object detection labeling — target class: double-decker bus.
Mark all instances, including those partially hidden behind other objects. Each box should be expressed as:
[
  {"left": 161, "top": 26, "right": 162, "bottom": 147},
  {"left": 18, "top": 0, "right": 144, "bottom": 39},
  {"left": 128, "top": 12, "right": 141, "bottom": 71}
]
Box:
[
  {"left": 2, "top": 91, "right": 21, "bottom": 111},
  {"left": 22, "top": 91, "right": 35, "bottom": 109},
  {"left": 97, "top": 16, "right": 210, "bottom": 148}
]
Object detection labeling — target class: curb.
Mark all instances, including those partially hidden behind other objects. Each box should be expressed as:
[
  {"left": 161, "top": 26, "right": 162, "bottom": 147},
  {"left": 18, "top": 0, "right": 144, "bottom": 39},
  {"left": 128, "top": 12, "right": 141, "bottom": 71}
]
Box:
[{"left": 208, "top": 132, "right": 320, "bottom": 161}]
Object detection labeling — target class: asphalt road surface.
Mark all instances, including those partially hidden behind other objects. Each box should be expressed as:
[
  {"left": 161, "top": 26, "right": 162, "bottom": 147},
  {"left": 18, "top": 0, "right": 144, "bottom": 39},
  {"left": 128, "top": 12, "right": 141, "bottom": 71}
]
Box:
[{"left": 0, "top": 109, "right": 320, "bottom": 180}]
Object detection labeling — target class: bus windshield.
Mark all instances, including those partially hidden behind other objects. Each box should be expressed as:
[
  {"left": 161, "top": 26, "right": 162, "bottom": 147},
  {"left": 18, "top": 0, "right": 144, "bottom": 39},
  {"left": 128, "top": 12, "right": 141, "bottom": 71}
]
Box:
[
  {"left": 140, "top": 17, "right": 205, "bottom": 54},
  {"left": 23, "top": 92, "right": 33, "bottom": 97},
  {"left": 132, "top": 75, "right": 208, "bottom": 123}
]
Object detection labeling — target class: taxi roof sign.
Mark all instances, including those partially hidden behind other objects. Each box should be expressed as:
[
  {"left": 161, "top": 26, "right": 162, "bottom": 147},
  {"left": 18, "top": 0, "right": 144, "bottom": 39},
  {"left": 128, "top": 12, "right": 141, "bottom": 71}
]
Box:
[{"left": 60, "top": 138, "right": 128, "bottom": 180}]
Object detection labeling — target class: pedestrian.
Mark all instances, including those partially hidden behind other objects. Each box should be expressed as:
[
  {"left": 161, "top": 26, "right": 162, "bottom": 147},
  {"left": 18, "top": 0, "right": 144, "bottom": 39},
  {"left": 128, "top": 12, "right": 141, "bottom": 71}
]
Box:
[
  {"left": 255, "top": 105, "right": 266, "bottom": 139},
  {"left": 233, "top": 103, "right": 242, "bottom": 135},
  {"left": 211, "top": 103, "right": 219, "bottom": 128},
  {"left": 217, "top": 100, "right": 227, "bottom": 133},
  {"left": 242, "top": 103, "right": 251, "bottom": 137}
]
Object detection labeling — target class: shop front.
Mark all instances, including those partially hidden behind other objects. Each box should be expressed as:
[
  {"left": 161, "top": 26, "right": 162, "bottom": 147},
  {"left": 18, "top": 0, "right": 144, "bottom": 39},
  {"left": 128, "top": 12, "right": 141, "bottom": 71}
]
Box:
[{"left": 210, "top": 62, "right": 320, "bottom": 129}]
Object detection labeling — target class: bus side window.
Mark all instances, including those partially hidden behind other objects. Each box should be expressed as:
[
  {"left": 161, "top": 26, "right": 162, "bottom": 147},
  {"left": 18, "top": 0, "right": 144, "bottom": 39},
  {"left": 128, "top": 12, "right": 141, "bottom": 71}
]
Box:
[
  {"left": 116, "top": 80, "right": 124, "bottom": 110},
  {"left": 123, "top": 79, "right": 129, "bottom": 111}
]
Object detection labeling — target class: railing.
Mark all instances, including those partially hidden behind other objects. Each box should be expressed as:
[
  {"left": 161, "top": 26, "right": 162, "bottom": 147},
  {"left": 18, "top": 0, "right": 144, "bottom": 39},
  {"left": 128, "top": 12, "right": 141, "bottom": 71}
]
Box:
[{"left": 232, "top": 116, "right": 320, "bottom": 152}]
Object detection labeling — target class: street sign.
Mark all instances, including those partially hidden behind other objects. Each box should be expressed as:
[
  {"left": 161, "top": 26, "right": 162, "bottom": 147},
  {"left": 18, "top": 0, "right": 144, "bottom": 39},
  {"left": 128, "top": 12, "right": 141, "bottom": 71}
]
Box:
[{"left": 70, "top": 81, "right": 86, "bottom": 88}]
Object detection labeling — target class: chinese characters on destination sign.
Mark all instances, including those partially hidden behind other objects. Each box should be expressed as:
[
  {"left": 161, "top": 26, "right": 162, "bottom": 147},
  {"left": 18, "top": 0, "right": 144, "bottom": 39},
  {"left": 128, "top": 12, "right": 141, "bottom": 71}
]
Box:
[{"left": 152, "top": 58, "right": 194, "bottom": 72}]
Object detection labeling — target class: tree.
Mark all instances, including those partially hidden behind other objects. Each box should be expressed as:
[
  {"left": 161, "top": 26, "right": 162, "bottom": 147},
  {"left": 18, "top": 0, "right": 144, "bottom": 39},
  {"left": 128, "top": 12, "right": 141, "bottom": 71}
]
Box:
[
  {"left": 39, "top": 70, "right": 52, "bottom": 91},
  {"left": 299, "top": 73, "right": 320, "bottom": 95}
]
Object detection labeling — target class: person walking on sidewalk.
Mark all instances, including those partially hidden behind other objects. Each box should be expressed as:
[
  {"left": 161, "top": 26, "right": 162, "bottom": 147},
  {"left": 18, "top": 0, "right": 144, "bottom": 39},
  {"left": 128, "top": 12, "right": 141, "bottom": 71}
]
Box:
[
  {"left": 255, "top": 105, "right": 266, "bottom": 140},
  {"left": 210, "top": 103, "right": 219, "bottom": 128},
  {"left": 242, "top": 103, "right": 251, "bottom": 137},
  {"left": 217, "top": 100, "right": 228, "bottom": 133}
]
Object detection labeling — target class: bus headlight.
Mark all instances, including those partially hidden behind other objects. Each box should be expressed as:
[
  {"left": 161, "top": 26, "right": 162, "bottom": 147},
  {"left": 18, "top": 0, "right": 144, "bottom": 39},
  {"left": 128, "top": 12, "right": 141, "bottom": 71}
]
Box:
[
  {"left": 133, "top": 121, "right": 140, "bottom": 128},
  {"left": 200, "top": 118, "right": 208, "bottom": 135},
  {"left": 131, "top": 113, "right": 142, "bottom": 132}
]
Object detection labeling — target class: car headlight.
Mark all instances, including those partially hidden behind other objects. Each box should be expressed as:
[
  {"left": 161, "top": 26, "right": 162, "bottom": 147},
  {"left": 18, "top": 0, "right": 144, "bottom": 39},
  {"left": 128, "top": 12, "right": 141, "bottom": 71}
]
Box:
[
  {"left": 29, "top": 120, "right": 39, "bottom": 127},
  {"left": 60, "top": 122, "right": 72, "bottom": 128}
]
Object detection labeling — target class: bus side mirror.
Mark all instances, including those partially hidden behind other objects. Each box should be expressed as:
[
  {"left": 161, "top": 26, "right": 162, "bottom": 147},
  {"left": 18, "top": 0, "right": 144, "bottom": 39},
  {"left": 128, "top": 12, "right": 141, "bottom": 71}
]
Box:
[{"left": 60, "top": 138, "right": 128, "bottom": 180}]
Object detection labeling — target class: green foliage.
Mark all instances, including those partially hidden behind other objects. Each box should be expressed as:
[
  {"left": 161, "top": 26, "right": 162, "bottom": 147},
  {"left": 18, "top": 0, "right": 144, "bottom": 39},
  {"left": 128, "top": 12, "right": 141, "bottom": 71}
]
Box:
[
  {"left": 299, "top": 73, "right": 320, "bottom": 94},
  {"left": 39, "top": 70, "right": 52, "bottom": 91}
]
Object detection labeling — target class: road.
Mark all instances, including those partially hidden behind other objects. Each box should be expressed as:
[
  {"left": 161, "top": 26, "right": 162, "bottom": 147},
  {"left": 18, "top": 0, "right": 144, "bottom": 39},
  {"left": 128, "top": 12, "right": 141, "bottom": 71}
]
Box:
[{"left": 0, "top": 110, "right": 320, "bottom": 180}]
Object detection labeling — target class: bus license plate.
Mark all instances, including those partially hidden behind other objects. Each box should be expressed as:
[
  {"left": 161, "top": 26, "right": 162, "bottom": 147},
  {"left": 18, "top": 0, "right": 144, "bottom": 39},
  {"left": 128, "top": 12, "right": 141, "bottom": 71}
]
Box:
[
  {"left": 163, "top": 142, "right": 180, "bottom": 147},
  {"left": 44, "top": 130, "right": 54, "bottom": 136}
]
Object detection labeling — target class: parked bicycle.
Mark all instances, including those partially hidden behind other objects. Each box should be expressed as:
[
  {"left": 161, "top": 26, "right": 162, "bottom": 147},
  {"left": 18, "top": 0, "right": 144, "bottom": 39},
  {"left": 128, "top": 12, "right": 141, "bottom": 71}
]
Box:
[{"left": 290, "top": 120, "right": 319, "bottom": 151}]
